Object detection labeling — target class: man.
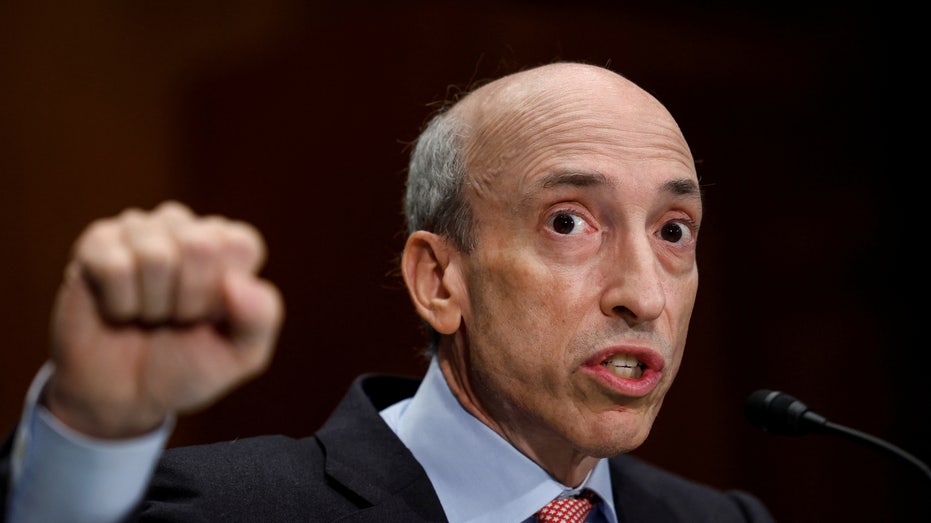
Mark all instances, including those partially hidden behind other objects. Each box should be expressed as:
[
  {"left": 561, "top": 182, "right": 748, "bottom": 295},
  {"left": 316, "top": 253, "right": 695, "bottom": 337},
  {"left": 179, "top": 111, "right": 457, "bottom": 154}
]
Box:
[{"left": 1, "top": 62, "right": 774, "bottom": 522}]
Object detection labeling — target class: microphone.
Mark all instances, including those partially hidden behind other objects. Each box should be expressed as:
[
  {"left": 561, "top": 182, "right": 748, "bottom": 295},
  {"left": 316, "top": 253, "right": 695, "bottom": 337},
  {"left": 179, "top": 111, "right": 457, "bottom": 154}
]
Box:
[{"left": 744, "top": 389, "right": 931, "bottom": 482}]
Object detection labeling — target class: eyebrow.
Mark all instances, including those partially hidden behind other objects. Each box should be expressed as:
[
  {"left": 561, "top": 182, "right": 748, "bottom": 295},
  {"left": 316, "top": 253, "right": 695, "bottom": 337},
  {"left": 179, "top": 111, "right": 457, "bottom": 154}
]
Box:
[
  {"left": 663, "top": 178, "right": 702, "bottom": 200},
  {"left": 540, "top": 171, "right": 610, "bottom": 189},
  {"left": 538, "top": 171, "right": 701, "bottom": 201}
]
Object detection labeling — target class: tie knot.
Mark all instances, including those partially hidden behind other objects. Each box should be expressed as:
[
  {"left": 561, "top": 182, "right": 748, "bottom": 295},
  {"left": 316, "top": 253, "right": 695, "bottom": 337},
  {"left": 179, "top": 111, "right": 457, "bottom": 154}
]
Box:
[{"left": 535, "top": 491, "right": 597, "bottom": 523}]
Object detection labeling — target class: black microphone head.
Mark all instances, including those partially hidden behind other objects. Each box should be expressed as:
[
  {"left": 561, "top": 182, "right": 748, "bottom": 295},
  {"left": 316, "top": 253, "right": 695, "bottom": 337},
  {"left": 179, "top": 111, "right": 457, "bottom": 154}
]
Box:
[{"left": 745, "top": 389, "right": 826, "bottom": 436}]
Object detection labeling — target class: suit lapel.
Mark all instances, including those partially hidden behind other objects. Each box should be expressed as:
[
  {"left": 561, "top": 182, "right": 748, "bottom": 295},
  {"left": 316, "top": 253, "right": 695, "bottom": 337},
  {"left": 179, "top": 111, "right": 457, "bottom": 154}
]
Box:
[{"left": 316, "top": 375, "right": 448, "bottom": 522}]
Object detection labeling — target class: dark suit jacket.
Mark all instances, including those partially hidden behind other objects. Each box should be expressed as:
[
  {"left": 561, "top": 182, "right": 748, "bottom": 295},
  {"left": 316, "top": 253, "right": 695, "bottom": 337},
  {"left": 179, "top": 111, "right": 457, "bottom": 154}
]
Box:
[{"left": 1, "top": 374, "right": 774, "bottom": 522}]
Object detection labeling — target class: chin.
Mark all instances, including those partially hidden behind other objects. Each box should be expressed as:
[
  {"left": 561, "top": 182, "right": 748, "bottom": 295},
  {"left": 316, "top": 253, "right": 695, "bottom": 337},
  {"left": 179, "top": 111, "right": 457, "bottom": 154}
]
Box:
[
  {"left": 590, "top": 435, "right": 649, "bottom": 458},
  {"left": 576, "top": 419, "right": 652, "bottom": 458}
]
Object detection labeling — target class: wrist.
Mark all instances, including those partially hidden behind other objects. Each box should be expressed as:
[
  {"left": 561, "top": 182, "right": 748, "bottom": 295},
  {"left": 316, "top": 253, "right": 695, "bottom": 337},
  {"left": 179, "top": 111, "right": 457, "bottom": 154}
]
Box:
[{"left": 42, "top": 373, "right": 167, "bottom": 440}]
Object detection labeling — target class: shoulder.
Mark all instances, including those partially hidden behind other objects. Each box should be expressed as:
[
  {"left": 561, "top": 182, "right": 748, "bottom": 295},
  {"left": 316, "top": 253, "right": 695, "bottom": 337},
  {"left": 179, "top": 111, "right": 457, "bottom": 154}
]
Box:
[
  {"left": 143, "top": 434, "right": 333, "bottom": 520},
  {"left": 156, "top": 433, "right": 320, "bottom": 479},
  {"left": 138, "top": 375, "right": 430, "bottom": 521},
  {"left": 608, "top": 454, "right": 774, "bottom": 523}
]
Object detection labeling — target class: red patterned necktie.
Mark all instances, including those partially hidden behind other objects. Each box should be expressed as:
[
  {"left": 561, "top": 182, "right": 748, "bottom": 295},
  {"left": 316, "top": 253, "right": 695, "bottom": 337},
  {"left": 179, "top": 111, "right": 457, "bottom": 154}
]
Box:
[{"left": 535, "top": 491, "right": 596, "bottom": 523}]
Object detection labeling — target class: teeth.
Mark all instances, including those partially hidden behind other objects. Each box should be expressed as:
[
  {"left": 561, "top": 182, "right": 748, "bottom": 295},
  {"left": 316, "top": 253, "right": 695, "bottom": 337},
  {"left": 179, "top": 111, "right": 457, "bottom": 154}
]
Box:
[{"left": 602, "top": 354, "right": 645, "bottom": 379}]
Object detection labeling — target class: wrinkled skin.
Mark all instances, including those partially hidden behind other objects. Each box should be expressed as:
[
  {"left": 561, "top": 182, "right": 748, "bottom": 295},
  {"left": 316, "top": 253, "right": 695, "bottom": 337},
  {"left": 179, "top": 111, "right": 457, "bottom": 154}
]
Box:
[{"left": 402, "top": 63, "right": 701, "bottom": 486}]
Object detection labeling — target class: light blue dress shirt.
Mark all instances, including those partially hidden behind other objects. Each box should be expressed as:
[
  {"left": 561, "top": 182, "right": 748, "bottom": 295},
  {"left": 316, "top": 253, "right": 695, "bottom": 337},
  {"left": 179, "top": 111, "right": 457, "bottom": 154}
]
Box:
[{"left": 381, "top": 357, "right": 617, "bottom": 523}]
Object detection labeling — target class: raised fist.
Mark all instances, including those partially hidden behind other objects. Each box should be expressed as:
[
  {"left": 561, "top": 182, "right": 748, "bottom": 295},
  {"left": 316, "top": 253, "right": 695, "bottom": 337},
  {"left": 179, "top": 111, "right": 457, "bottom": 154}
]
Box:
[{"left": 44, "top": 201, "right": 284, "bottom": 439}]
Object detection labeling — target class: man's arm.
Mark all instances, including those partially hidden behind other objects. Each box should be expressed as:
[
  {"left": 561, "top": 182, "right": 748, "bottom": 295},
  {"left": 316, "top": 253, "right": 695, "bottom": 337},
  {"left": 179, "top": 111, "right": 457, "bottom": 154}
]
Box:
[
  {"left": 5, "top": 363, "right": 172, "bottom": 523},
  {"left": 3, "top": 201, "right": 284, "bottom": 522}
]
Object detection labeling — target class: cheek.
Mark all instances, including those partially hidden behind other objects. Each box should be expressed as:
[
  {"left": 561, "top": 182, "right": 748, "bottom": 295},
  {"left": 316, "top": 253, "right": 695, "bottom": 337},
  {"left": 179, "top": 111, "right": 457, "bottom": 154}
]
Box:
[
  {"left": 467, "top": 256, "right": 598, "bottom": 386},
  {"left": 476, "top": 247, "right": 591, "bottom": 317},
  {"left": 469, "top": 261, "right": 548, "bottom": 336},
  {"left": 660, "top": 260, "right": 698, "bottom": 310},
  {"left": 662, "top": 272, "right": 699, "bottom": 363},
  {"left": 672, "top": 273, "right": 698, "bottom": 331}
]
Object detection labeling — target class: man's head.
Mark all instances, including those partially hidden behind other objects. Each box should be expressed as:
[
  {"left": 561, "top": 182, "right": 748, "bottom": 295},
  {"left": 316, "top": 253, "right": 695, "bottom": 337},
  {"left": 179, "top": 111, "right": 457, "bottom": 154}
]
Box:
[{"left": 402, "top": 62, "right": 701, "bottom": 484}]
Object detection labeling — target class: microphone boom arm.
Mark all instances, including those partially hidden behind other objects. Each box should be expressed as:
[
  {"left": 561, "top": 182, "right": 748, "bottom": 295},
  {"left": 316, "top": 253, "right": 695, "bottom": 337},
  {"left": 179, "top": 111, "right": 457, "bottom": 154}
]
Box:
[
  {"left": 821, "top": 419, "right": 931, "bottom": 481},
  {"left": 745, "top": 389, "right": 931, "bottom": 483}
]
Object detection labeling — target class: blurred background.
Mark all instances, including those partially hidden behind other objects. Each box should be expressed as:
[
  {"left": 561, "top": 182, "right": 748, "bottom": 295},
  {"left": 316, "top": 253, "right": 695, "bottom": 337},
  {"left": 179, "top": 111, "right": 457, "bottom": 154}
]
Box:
[{"left": 2, "top": 2, "right": 917, "bottom": 521}]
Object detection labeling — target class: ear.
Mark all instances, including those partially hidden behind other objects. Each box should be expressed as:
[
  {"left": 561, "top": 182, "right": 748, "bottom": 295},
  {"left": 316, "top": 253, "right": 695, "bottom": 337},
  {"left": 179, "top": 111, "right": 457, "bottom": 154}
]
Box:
[{"left": 401, "top": 231, "right": 463, "bottom": 335}]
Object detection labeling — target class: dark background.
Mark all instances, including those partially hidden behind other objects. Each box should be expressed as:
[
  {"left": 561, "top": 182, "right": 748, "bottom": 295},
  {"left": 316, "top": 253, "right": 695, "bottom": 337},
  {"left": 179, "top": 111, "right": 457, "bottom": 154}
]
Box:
[{"left": 2, "top": 2, "right": 919, "bottom": 522}]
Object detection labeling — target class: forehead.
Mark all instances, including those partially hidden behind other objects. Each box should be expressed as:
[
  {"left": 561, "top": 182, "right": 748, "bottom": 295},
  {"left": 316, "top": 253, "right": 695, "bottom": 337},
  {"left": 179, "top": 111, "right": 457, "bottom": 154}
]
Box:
[
  {"left": 454, "top": 66, "right": 696, "bottom": 204},
  {"left": 463, "top": 94, "right": 697, "bottom": 210}
]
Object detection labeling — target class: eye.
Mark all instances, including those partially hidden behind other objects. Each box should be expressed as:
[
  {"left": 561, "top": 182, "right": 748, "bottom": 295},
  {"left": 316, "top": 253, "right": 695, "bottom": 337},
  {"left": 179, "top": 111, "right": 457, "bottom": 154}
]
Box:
[
  {"left": 550, "top": 212, "right": 586, "bottom": 235},
  {"left": 659, "top": 220, "right": 694, "bottom": 244}
]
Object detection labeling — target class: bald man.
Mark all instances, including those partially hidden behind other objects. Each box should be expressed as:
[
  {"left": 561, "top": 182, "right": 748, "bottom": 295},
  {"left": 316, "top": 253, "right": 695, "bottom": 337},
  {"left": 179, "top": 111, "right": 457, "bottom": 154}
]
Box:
[{"left": 2, "top": 62, "right": 774, "bottom": 522}]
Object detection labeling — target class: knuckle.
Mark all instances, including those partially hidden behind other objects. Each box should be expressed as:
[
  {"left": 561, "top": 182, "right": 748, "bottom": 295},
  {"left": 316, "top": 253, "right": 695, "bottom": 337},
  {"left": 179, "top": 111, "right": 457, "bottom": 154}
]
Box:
[
  {"left": 117, "top": 207, "right": 146, "bottom": 224},
  {"left": 225, "top": 222, "right": 266, "bottom": 269},
  {"left": 134, "top": 237, "right": 177, "bottom": 271},
  {"left": 156, "top": 200, "right": 191, "bottom": 215},
  {"left": 85, "top": 243, "right": 135, "bottom": 280},
  {"left": 177, "top": 222, "right": 223, "bottom": 256}
]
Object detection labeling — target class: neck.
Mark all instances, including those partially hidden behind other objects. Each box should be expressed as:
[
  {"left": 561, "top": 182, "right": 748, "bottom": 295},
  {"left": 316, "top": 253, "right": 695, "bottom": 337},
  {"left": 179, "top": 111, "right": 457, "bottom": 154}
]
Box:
[{"left": 436, "top": 345, "right": 599, "bottom": 487}]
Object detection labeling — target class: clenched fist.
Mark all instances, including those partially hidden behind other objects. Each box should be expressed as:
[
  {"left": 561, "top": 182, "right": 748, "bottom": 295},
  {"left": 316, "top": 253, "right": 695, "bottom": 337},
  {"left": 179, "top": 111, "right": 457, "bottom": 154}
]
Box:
[{"left": 44, "top": 201, "right": 284, "bottom": 439}]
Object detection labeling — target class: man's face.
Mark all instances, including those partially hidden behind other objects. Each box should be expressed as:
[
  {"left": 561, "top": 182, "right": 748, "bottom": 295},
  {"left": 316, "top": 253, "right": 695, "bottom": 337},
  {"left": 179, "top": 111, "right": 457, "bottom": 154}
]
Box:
[{"left": 447, "top": 72, "right": 701, "bottom": 461}]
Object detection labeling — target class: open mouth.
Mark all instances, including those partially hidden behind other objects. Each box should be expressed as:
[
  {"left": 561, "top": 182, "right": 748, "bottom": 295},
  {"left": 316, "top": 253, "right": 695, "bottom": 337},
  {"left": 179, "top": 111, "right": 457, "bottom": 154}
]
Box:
[{"left": 601, "top": 354, "right": 646, "bottom": 379}]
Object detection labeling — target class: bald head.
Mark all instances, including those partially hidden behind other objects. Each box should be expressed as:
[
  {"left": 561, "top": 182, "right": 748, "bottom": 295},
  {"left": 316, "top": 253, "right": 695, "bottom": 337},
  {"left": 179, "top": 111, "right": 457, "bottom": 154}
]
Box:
[
  {"left": 450, "top": 63, "right": 691, "bottom": 192},
  {"left": 404, "top": 61, "right": 694, "bottom": 250},
  {"left": 451, "top": 62, "right": 660, "bottom": 122},
  {"left": 403, "top": 62, "right": 696, "bottom": 354}
]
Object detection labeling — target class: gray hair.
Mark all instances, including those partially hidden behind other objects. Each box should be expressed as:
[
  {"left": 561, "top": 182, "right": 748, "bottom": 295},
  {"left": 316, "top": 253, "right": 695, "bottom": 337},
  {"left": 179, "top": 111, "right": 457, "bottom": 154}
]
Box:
[
  {"left": 404, "top": 109, "right": 474, "bottom": 252},
  {"left": 404, "top": 108, "right": 475, "bottom": 353}
]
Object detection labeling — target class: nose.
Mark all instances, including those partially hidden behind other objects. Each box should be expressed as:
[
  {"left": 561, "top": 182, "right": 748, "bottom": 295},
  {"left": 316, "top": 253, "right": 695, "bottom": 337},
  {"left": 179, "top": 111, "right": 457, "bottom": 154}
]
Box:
[{"left": 599, "top": 233, "right": 665, "bottom": 325}]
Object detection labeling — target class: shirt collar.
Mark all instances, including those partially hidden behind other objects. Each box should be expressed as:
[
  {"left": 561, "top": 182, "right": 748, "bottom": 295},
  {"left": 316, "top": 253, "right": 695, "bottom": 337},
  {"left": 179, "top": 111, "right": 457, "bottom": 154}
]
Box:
[{"left": 380, "top": 357, "right": 617, "bottom": 523}]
